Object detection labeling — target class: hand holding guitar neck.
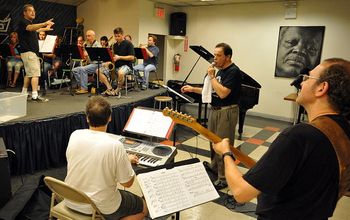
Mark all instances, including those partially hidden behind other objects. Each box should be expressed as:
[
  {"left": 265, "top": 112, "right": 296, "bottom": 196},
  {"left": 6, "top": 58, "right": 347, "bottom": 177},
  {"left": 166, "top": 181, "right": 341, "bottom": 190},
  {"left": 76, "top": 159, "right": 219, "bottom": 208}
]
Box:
[{"left": 162, "top": 107, "right": 256, "bottom": 169}]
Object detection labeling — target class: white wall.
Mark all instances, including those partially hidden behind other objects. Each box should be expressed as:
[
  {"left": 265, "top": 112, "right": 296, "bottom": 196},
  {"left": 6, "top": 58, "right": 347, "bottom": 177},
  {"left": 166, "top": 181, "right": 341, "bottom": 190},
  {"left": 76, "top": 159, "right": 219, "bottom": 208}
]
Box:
[
  {"left": 138, "top": 1, "right": 174, "bottom": 42},
  {"left": 77, "top": 0, "right": 140, "bottom": 44},
  {"left": 176, "top": 0, "right": 350, "bottom": 121}
]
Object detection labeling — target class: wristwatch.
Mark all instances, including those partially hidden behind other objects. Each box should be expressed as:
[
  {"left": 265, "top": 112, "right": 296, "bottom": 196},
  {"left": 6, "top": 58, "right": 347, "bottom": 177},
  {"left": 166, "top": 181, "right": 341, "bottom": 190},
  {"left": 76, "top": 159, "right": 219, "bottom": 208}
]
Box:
[{"left": 222, "top": 151, "right": 235, "bottom": 162}]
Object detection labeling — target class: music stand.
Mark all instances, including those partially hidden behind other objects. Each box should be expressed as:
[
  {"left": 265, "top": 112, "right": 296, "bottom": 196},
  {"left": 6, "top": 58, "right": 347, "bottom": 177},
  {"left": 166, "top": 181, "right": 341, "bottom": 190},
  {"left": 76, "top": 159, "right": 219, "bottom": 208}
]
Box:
[
  {"left": 0, "top": 44, "right": 11, "bottom": 58},
  {"left": 0, "top": 44, "right": 11, "bottom": 87},
  {"left": 85, "top": 47, "right": 113, "bottom": 94},
  {"left": 134, "top": 47, "right": 149, "bottom": 60},
  {"left": 60, "top": 44, "right": 85, "bottom": 95},
  {"left": 180, "top": 45, "right": 214, "bottom": 87}
]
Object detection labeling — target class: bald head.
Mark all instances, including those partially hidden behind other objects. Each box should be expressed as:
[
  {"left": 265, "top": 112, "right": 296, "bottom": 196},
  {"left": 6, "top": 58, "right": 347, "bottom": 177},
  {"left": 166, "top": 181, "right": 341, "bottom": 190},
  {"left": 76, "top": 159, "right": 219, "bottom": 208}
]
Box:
[{"left": 86, "top": 30, "right": 96, "bottom": 44}]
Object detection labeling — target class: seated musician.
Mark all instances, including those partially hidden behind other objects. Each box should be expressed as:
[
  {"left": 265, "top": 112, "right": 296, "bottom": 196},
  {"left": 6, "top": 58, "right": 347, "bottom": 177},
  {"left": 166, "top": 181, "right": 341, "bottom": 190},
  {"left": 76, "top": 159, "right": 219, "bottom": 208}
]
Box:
[
  {"left": 65, "top": 96, "right": 148, "bottom": 220},
  {"left": 95, "top": 28, "right": 135, "bottom": 97},
  {"left": 6, "top": 32, "right": 24, "bottom": 88},
  {"left": 96, "top": 35, "right": 116, "bottom": 96},
  {"left": 100, "top": 35, "right": 109, "bottom": 48},
  {"left": 72, "top": 30, "right": 101, "bottom": 94},
  {"left": 213, "top": 58, "right": 350, "bottom": 219},
  {"left": 111, "top": 27, "right": 135, "bottom": 96},
  {"left": 124, "top": 34, "right": 132, "bottom": 43},
  {"left": 38, "top": 31, "right": 62, "bottom": 92},
  {"left": 133, "top": 35, "right": 159, "bottom": 90}
]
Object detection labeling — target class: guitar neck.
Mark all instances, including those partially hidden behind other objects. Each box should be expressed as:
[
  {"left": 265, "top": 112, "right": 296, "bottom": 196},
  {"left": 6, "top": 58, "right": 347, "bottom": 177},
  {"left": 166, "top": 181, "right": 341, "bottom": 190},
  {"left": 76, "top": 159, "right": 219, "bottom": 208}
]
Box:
[
  {"left": 162, "top": 108, "right": 256, "bottom": 169},
  {"left": 191, "top": 122, "right": 256, "bottom": 169}
]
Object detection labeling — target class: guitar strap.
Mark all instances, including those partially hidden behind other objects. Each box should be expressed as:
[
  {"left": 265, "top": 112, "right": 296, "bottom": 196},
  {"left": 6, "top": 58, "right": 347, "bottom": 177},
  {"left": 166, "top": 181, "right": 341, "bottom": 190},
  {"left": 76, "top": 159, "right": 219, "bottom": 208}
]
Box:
[{"left": 310, "top": 116, "right": 350, "bottom": 199}]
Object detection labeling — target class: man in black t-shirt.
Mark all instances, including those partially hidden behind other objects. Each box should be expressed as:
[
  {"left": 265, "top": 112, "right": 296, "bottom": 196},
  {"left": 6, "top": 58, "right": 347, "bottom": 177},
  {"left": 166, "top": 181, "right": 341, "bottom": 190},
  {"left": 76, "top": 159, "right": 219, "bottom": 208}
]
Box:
[
  {"left": 111, "top": 27, "right": 135, "bottom": 96},
  {"left": 18, "top": 4, "right": 54, "bottom": 102},
  {"left": 213, "top": 58, "right": 350, "bottom": 219},
  {"left": 181, "top": 43, "right": 242, "bottom": 190}
]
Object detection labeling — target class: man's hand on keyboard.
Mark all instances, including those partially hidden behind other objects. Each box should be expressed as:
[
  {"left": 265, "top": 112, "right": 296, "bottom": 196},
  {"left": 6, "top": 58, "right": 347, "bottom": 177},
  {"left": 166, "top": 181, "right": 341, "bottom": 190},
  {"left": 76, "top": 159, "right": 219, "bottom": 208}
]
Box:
[{"left": 128, "top": 154, "right": 139, "bottom": 164}]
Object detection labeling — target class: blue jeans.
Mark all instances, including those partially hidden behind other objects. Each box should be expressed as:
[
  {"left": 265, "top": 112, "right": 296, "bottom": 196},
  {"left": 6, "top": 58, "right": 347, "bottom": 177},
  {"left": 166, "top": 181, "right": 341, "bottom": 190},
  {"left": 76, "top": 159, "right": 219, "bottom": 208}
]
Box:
[
  {"left": 72, "top": 63, "right": 98, "bottom": 90},
  {"left": 133, "top": 64, "right": 156, "bottom": 87}
]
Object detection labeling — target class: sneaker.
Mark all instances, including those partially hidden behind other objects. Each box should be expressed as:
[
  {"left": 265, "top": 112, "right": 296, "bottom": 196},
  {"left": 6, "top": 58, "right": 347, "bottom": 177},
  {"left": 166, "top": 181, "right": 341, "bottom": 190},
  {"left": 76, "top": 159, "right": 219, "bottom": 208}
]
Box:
[
  {"left": 103, "top": 88, "right": 115, "bottom": 96},
  {"left": 213, "top": 179, "right": 228, "bottom": 190},
  {"left": 75, "top": 89, "right": 88, "bottom": 95},
  {"left": 114, "top": 88, "right": 121, "bottom": 98},
  {"left": 32, "top": 96, "right": 49, "bottom": 102},
  {"left": 141, "top": 84, "right": 147, "bottom": 90}
]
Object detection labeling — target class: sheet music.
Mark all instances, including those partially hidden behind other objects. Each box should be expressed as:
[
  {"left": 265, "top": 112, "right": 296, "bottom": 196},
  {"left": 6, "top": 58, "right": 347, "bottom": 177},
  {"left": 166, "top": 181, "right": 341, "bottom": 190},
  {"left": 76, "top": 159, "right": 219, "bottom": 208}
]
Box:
[
  {"left": 137, "top": 162, "right": 219, "bottom": 219},
  {"left": 124, "top": 108, "right": 174, "bottom": 138},
  {"left": 162, "top": 85, "right": 194, "bottom": 103},
  {"left": 39, "top": 35, "right": 57, "bottom": 53}
]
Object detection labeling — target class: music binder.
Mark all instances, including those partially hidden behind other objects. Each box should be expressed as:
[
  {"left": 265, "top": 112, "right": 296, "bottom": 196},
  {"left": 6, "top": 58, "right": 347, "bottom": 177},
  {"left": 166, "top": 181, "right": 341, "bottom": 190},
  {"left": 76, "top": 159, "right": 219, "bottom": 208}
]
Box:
[
  {"left": 123, "top": 107, "right": 175, "bottom": 139},
  {"left": 136, "top": 158, "right": 220, "bottom": 219},
  {"left": 38, "top": 35, "right": 57, "bottom": 53},
  {"left": 60, "top": 44, "right": 84, "bottom": 60},
  {"left": 134, "top": 47, "right": 149, "bottom": 60}
]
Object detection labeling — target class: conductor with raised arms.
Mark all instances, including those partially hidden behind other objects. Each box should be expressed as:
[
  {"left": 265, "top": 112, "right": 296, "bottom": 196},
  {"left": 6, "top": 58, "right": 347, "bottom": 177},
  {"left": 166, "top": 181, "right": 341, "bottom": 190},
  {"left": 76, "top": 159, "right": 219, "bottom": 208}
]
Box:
[{"left": 18, "top": 4, "right": 54, "bottom": 102}]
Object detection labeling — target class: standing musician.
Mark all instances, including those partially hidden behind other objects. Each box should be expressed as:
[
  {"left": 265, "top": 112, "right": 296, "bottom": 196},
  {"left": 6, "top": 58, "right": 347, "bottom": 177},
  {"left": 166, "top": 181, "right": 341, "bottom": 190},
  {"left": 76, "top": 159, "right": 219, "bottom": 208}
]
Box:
[
  {"left": 181, "top": 43, "right": 242, "bottom": 190},
  {"left": 133, "top": 35, "right": 159, "bottom": 90},
  {"left": 213, "top": 58, "right": 350, "bottom": 219},
  {"left": 72, "top": 29, "right": 101, "bottom": 94},
  {"left": 18, "top": 4, "right": 54, "bottom": 102},
  {"left": 6, "top": 32, "right": 23, "bottom": 88}
]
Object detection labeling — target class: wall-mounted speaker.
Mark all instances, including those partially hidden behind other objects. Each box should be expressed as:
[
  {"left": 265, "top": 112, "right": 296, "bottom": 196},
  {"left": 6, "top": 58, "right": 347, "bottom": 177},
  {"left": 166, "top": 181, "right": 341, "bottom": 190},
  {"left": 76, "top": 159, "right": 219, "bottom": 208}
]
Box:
[{"left": 169, "top": 12, "right": 187, "bottom": 36}]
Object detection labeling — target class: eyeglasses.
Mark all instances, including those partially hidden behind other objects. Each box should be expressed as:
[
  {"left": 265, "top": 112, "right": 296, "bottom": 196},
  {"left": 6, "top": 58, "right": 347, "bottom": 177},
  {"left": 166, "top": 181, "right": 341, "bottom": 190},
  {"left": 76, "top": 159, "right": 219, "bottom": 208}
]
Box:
[{"left": 301, "top": 74, "right": 319, "bottom": 82}]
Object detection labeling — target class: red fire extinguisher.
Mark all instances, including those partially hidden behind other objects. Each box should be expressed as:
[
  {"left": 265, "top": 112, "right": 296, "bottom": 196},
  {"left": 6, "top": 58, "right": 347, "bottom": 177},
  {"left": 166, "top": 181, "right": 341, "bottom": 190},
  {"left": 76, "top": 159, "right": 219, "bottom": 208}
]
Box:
[{"left": 174, "top": 53, "right": 181, "bottom": 72}]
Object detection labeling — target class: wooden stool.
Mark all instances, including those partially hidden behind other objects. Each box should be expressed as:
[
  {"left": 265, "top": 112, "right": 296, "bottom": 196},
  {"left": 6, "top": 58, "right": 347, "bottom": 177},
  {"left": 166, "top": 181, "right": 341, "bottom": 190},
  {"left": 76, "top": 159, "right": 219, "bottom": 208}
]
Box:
[{"left": 154, "top": 96, "right": 173, "bottom": 110}]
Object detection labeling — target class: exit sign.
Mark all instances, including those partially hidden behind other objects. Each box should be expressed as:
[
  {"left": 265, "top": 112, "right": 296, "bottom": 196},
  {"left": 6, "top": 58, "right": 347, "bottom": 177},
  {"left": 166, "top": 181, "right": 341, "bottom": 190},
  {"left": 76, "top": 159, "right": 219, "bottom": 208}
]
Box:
[{"left": 155, "top": 7, "right": 165, "bottom": 19}]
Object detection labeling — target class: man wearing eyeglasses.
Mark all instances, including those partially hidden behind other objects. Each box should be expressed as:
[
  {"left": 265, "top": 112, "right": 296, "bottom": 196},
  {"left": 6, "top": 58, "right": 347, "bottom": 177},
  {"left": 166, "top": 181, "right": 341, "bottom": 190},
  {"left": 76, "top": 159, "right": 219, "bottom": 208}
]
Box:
[
  {"left": 275, "top": 26, "right": 324, "bottom": 78},
  {"left": 213, "top": 58, "right": 350, "bottom": 219}
]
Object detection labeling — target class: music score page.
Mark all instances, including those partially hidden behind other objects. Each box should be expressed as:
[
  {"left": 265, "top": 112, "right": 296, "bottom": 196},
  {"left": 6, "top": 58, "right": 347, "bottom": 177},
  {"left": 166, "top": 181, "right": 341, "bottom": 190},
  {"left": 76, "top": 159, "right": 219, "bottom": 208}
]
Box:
[
  {"left": 124, "top": 108, "right": 174, "bottom": 139},
  {"left": 137, "top": 162, "right": 219, "bottom": 219},
  {"left": 38, "top": 35, "right": 57, "bottom": 53}
]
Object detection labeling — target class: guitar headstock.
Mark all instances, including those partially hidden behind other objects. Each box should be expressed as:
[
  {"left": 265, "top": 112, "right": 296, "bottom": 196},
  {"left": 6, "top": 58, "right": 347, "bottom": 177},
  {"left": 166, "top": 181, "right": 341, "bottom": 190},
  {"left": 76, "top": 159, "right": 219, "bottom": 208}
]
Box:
[{"left": 162, "top": 107, "right": 196, "bottom": 125}]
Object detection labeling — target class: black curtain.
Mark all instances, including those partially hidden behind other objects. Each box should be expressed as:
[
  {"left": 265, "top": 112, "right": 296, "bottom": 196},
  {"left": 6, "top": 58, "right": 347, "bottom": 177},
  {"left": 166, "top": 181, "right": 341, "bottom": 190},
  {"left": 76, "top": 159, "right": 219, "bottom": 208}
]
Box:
[{"left": 0, "top": 96, "right": 155, "bottom": 175}]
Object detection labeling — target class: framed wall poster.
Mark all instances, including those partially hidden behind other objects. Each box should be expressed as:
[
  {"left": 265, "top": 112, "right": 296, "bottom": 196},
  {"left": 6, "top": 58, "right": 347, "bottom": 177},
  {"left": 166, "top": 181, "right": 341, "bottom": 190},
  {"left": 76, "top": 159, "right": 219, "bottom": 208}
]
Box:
[{"left": 275, "top": 26, "right": 325, "bottom": 78}]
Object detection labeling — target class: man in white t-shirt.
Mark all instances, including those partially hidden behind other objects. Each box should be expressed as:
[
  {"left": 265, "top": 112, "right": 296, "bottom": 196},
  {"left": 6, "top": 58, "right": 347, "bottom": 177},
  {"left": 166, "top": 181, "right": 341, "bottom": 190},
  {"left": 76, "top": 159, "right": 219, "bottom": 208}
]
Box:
[{"left": 65, "top": 96, "right": 148, "bottom": 220}]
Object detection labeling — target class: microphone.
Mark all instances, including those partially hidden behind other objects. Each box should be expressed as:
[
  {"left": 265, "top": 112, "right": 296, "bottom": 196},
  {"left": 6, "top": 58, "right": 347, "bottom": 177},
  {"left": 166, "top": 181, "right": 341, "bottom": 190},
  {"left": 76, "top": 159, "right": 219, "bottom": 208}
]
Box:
[
  {"left": 290, "top": 75, "right": 303, "bottom": 90},
  {"left": 210, "top": 62, "right": 216, "bottom": 68},
  {"left": 290, "top": 68, "right": 310, "bottom": 90}
]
